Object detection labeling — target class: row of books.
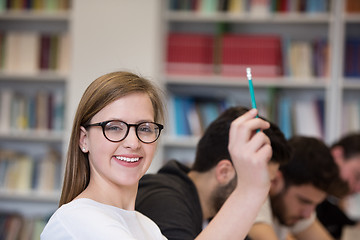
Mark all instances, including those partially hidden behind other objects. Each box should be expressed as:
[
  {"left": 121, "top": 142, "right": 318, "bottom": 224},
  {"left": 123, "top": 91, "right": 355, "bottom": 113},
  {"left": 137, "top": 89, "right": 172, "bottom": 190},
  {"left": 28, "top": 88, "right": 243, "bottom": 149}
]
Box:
[
  {"left": 0, "top": 212, "right": 47, "bottom": 240},
  {"left": 168, "top": 0, "right": 330, "bottom": 14},
  {"left": 345, "top": 39, "right": 360, "bottom": 77},
  {"left": 166, "top": 33, "right": 330, "bottom": 78},
  {"left": 0, "top": 0, "right": 71, "bottom": 11},
  {"left": 276, "top": 96, "right": 324, "bottom": 140},
  {"left": 0, "top": 88, "right": 65, "bottom": 132},
  {"left": 169, "top": 96, "right": 229, "bottom": 136},
  {"left": 0, "top": 148, "right": 61, "bottom": 192},
  {"left": 168, "top": 94, "right": 326, "bottom": 140},
  {"left": 342, "top": 100, "right": 360, "bottom": 135},
  {"left": 0, "top": 32, "right": 70, "bottom": 74}
]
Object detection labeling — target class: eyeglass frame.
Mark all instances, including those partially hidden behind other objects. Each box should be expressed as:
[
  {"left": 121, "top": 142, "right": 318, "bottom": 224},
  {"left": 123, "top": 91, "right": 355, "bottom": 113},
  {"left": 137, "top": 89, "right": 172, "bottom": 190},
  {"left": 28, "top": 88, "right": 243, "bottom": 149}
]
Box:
[{"left": 84, "top": 120, "right": 164, "bottom": 144}]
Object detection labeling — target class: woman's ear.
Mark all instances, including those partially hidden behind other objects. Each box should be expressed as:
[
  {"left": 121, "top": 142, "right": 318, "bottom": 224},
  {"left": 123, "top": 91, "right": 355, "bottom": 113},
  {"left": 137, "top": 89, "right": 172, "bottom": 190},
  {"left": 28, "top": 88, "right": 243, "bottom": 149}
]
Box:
[
  {"left": 270, "top": 170, "right": 284, "bottom": 195},
  {"left": 79, "top": 126, "right": 88, "bottom": 153},
  {"left": 215, "top": 159, "right": 236, "bottom": 185}
]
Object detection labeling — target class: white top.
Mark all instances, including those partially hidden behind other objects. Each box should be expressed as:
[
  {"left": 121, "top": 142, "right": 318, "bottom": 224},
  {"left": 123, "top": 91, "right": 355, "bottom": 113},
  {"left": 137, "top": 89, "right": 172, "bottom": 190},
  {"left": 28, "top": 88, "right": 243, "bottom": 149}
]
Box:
[
  {"left": 41, "top": 198, "right": 167, "bottom": 240},
  {"left": 254, "top": 197, "right": 316, "bottom": 240}
]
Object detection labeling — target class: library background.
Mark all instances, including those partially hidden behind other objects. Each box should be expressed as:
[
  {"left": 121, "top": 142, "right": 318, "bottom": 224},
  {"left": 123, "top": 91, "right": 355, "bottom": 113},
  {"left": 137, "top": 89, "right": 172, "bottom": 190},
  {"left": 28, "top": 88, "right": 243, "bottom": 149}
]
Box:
[{"left": 0, "top": 0, "right": 359, "bottom": 238}]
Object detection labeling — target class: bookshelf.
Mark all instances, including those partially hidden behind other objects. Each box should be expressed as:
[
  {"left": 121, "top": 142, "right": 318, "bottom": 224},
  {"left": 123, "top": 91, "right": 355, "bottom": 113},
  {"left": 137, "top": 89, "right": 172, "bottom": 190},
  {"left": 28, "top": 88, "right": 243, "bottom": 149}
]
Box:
[
  {"left": 161, "top": 0, "right": 360, "bottom": 165},
  {"left": 342, "top": 0, "right": 360, "bottom": 137},
  {"left": 0, "top": 0, "right": 71, "bottom": 238}
]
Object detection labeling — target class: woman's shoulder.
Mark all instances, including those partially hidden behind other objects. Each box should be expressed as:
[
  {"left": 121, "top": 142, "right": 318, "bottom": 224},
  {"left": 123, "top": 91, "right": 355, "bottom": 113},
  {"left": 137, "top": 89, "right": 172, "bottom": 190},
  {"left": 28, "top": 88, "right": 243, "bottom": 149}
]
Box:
[{"left": 41, "top": 199, "right": 131, "bottom": 239}]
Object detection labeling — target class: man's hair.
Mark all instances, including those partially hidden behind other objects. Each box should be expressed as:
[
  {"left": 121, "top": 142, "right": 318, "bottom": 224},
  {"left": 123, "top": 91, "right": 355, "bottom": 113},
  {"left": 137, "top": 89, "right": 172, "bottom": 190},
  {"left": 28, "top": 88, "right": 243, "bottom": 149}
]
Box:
[
  {"left": 280, "top": 136, "right": 349, "bottom": 198},
  {"left": 331, "top": 133, "right": 360, "bottom": 160},
  {"left": 263, "top": 119, "right": 291, "bottom": 166},
  {"left": 191, "top": 106, "right": 291, "bottom": 172}
]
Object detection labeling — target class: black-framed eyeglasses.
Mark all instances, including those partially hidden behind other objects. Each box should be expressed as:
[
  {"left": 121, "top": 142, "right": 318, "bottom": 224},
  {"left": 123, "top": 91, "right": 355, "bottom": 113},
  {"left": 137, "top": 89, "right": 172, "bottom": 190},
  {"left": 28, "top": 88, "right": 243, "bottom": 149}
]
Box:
[{"left": 84, "top": 120, "right": 164, "bottom": 144}]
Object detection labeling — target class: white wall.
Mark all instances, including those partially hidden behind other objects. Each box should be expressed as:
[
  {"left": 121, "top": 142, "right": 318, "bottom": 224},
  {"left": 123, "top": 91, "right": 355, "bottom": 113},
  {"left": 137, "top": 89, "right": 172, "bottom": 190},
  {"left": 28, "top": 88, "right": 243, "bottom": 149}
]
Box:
[{"left": 67, "top": 0, "right": 165, "bottom": 172}]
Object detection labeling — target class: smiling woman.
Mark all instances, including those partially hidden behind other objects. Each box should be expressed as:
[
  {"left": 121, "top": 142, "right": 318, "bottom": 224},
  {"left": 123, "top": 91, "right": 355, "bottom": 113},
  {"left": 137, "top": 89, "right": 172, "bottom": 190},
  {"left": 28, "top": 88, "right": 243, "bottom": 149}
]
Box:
[
  {"left": 40, "top": 70, "right": 276, "bottom": 240},
  {"left": 40, "top": 71, "right": 167, "bottom": 240}
]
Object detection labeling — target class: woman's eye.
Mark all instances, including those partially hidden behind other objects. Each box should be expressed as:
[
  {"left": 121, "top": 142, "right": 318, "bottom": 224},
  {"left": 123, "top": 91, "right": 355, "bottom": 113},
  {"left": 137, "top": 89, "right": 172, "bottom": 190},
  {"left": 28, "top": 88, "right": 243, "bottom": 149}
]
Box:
[
  {"left": 107, "top": 125, "right": 123, "bottom": 131},
  {"left": 139, "top": 126, "right": 152, "bottom": 133}
]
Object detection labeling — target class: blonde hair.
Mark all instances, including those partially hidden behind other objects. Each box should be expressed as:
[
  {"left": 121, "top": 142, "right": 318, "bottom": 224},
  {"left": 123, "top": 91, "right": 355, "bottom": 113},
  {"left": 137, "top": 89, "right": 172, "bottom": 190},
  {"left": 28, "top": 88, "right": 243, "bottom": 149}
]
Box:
[{"left": 59, "top": 71, "right": 165, "bottom": 206}]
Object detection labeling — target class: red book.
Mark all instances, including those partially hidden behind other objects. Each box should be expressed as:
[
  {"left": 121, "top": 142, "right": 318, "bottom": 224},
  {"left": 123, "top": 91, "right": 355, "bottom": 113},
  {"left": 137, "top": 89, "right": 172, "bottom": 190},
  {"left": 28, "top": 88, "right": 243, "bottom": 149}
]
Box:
[
  {"left": 166, "top": 33, "right": 214, "bottom": 75},
  {"left": 346, "top": 0, "right": 360, "bottom": 13},
  {"left": 220, "top": 34, "right": 282, "bottom": 77}
]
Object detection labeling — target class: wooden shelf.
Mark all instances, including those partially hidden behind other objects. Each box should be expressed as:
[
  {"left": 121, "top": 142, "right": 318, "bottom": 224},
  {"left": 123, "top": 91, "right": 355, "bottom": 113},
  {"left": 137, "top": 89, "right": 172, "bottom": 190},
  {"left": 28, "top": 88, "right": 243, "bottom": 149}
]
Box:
[
  {"left": 0, "top": 189, "right": 60, "bottom": 203},
  {"left": 0, "top": 10, "right": 70, "bottom": 21},
  {"left": 0, "top": 130, "right": 64, "bottom": 142},
  {"left": 166, "top": 11, "right": 331, "bottom": 23},
  {"left": 0, "top": 71, "right": 68, "bottom": 82},
  {"left": 166, "top": 74, "right": 329, "bottom": 89}
]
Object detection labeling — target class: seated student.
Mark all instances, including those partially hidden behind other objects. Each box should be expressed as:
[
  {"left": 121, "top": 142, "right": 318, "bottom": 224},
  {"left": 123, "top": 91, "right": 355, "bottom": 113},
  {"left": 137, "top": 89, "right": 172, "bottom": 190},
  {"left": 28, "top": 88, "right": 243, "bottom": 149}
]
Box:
[
  {"left": 317, "top": 133, "right": 360, "bottom": 239},
  {"left": 41, "top": 71, "right": 273, "bottom": 240},
  {"left": 248, "top": 136, "right": 349, "bottom": 240},
  {"left": 136, "top": 106, "right": 291, "bottom": 240}
]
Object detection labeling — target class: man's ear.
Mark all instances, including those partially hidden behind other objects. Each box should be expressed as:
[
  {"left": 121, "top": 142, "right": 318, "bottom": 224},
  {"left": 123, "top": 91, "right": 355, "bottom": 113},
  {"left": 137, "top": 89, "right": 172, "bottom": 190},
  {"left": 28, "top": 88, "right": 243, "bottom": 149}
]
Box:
[
  {"left": 270, "top": 170, "right": 284, "bottom": 195},
  {"left": 215, "top": 159, "right": 236, "bottom": 185},
  {"left": 332, "top": 146, "right": 345, "bottom": 167},
  {"left": 79, "top": 126, "right": 88, "bottom": 153}
]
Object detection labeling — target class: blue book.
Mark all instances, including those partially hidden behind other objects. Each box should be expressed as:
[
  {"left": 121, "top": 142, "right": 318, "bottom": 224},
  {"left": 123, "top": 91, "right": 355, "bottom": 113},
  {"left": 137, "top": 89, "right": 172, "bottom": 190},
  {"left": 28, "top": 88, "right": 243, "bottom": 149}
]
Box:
[
  {"left": 198, "top": 100, "right": 220, "bottom": 130},
  {"left": 278, "top": 96, "right": 292, "bottom": 139},
  {"left": 173, "top": 96, "right": 192, "bottom": 136}
]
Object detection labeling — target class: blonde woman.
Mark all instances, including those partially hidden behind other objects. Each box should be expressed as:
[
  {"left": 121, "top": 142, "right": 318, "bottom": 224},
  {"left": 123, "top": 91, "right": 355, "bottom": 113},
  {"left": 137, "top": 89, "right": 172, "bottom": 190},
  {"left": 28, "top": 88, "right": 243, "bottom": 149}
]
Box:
[{"left": 41, "top": 71, "right": 272, "bottom": 240}]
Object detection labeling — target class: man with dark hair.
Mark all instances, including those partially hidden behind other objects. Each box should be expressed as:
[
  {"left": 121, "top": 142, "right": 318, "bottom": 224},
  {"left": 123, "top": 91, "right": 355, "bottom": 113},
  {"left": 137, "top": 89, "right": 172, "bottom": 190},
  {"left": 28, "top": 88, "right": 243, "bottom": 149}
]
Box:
[
  {"left": 317, "top": 133, "right": 360, "bottom": 239},
  {"left": 135, "top": 106, "right": 291, "bottom": 240},
  {"left": 249, "top": 136, "right": 349, "bottom": 240}
]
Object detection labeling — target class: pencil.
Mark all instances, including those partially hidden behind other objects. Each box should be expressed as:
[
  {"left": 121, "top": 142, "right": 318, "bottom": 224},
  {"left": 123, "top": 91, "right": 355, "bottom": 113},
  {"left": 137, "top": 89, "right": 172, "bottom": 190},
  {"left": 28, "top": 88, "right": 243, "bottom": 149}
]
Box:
[
  {"left": 246, "top": 67, "right": 257, "bottom": 111},
  {"left": 246, "top": 67, "right": 260, "bottom": 132}
]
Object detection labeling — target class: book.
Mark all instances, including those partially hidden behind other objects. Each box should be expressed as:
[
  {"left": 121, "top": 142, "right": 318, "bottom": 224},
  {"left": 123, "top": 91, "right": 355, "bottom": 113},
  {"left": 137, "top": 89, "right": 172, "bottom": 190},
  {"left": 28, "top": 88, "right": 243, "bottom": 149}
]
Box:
[
  {"left": 3, "top": 32, "right": 20, "bottom": 73},
  {"left": 57, "top": 33, "right": 71, "bottom": 74},
  {"left": 198, "top": 0, "right": 218, "bottom": 13},
  {"left": 3, "top": 32, "right": 39, "bottom": 74},
  {"left": 287, "top": 40, "right": 313, "bottom": 79},
  {"left": 3, "top": 214, "right": 22, "bottom": 240},
  {"left": 249, "top": 0, "right": 271, "bottom": 16},
  {"left": 36, "top": 90, "right": 49, "bottom": 131},
  {"left": 166, "top": 33, "right": 214, "bottom": 75},
  {"left": 15, "top": 155, "right": 34, "bottom": 191},
  {"left": 0, "top": 89, "right": 13, "bottom": 132},
  {"left": 346, "top": 0, "right": 360, "bottom": 13},
  {"left": 342, "top": 100, "right": 360, "bottom": 134},
  {"left": 293, "top": 98, "right": 323, "bottom": 139},
  {"left": 228, "top": 0, "right": 245, "bottom": 13},
  {"left": 344, "top": 39, "right": 360, "bottom": 77},
  {"left": 52, "top": 89, "right": 65, "bottom": 131},
  {"left": 173, "top": 96, "right": 192, "bottom": 136},
  {"left": 220, "top": 34, "right": 282, "bottom": 77},
  {"left": 313, "top": 39, "right": 329, "bottom": 77},
  {"left": 34, "top": 149, "right": 61, "bottom": 192},
  {"left": 39, "top": 34, "right": 51, "bottom": 71},
  {"left": 35, "top": 148, "right": 61, "bottom": 192},
  {"left": 18, "top": 32, "right": 39, "bottom": 74},
  {"left": 277, "top": 96, "right": 292, "bottom": 139},
  {"left": 197, "top": 100, "right": 222, "bottom": 129}
]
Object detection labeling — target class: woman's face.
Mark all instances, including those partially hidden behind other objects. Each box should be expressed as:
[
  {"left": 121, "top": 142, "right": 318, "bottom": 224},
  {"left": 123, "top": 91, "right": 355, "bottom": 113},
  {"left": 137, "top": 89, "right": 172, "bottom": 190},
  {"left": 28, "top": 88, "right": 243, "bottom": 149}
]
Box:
[{"left": 80, "top": 92, "right": 158, "bottom": 189}]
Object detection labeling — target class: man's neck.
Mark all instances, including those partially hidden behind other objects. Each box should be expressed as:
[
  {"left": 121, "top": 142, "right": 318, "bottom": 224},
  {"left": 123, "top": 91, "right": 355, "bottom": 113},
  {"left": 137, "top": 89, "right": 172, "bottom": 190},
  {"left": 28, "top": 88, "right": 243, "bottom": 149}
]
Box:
[{"left": 188, "top": 170, "right": 217, "bottom": 220}]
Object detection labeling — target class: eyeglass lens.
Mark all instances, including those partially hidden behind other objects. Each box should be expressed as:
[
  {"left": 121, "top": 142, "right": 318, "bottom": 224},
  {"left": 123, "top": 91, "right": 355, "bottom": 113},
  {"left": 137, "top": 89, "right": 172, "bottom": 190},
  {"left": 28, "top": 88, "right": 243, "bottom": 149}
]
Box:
[{"left": 104, "top": 121, "right": 161, "bottom": 143}]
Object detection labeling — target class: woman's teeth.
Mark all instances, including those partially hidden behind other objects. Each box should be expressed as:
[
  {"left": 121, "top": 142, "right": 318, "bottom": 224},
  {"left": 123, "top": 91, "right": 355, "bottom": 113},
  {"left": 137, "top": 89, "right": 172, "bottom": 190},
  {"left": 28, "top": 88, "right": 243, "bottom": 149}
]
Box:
[{"left": 115, "top": 156, "right": 139, "bottom": 163}]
